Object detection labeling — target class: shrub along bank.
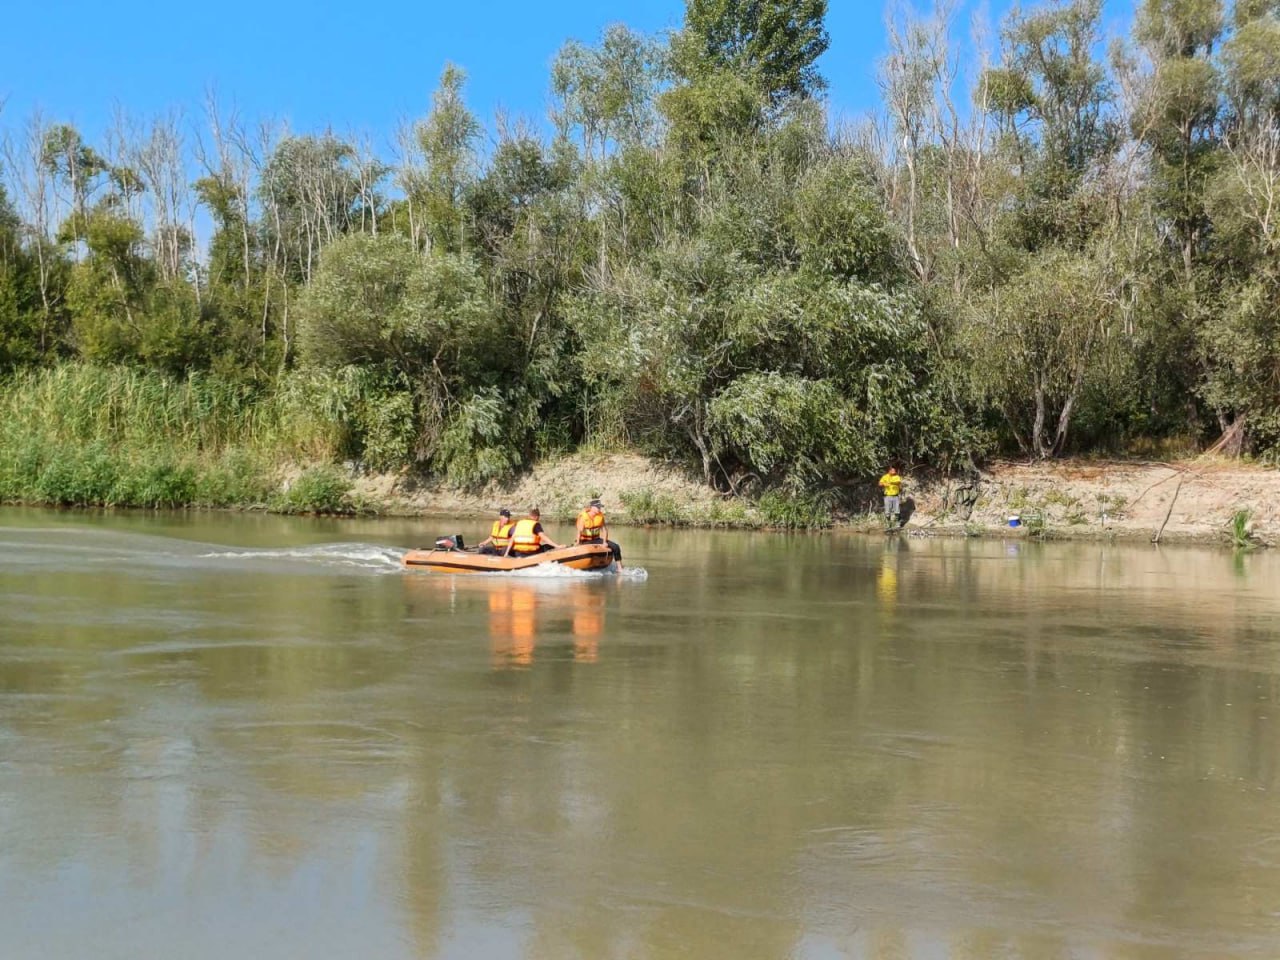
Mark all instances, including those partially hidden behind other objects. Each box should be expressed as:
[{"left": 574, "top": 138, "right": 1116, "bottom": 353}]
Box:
[{"left": 0, "top": 365, "right": 840, "bottom": 525}]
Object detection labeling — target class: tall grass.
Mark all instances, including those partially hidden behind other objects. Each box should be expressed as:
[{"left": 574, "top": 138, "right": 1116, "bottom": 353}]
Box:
[
  {"left": 1227, "top": 508, "right": 1258, "bottom": 551},
  {"left": 268, "top": 466, "right": 361, "bottom": 515},
  {"left": 0, "top": 364, "right": 347, "bottom": 510}
]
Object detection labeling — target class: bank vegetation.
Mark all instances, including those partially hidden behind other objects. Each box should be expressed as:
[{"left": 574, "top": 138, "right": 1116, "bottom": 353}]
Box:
[{"left": 1, "top": 0, "right": 1278, "bottom": 521}]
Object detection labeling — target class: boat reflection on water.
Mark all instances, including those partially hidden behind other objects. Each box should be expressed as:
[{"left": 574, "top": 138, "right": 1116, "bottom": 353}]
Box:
[
  {"left": 403, "top": 573, "right": 609, "bottom": 669},
  {"left": 571, "top": 588, "right": 603, "bottom": 663},
  {"left": 487, "top": 580, "right": 607, "bottom": 668},
  {"left": 488, "top": 584, "right": 537, "bottom": 667}
]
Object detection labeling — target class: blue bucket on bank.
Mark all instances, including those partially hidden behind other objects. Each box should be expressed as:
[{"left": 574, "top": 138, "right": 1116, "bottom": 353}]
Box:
[{"left": 1007, "top": 515, "right": 1021, "bottom": 528}]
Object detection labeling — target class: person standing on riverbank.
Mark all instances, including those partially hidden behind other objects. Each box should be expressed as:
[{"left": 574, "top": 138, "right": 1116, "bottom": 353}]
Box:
[
  {"left": 576, "top": 498, "right": 623, "bottom": 569},
  {"left": 879, "top": 467, "right": 904, "bottom": 525}
]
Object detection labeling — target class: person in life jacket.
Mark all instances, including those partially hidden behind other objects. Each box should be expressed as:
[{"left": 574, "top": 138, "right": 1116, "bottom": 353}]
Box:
[
  {"left": 504, "top": 508, "right": 562, "bottom": 556},
  {"left": 575, "top": 498, "right": 623, "bottom": 569},
  {"left": 477, "top": 507, "right": 516, "bottom": 555}
]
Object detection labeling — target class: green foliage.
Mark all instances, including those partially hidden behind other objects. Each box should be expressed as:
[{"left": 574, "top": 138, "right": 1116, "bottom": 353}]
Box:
[
  {"left": 258, "top": 133, "right": 372, "bottom": 282},
  {"left": 435, "top": 388, "right": 525, "bottom": 489},
  {"left": 673, "top": 0, "right": 830, "bottom": 106},
  {"left": 618, "top": 488, "right": 690, "bottom": 525},
  {"left": 1022, "top": 510, "right": 1050, "bottom": 539},
  {"left": 297, "top": 233, "right": 420, "bottom": 368},
  {"left": 297, "top": 233, "right": 523, "bottom": 472},
  {"left": 755, "top": 489, "right": 833, "bottom": 529},
  {"left": 268, "top": 466, "right": 358, "bottom": 515},
  {"left": 66, "top": 209, "right": 152, "bottom": 362},
  {"left": 552, "top": 25, "right": 666, "bottom": 157},
  {"left": 660, "top": 66, "right": 769, "bottom": 151},
  {"left": 138, "top": 279, "right": 217, "bottom": 375},
  {"left": 403, "top": 64, "right": 480, "bottom": 252},
  {"left": 790, "top": 156, "right": 902, "bottom": 285},
  {"left": 115, "top": 460, "right": 200, "bottom": 509},
  {"left": 1227, "top": 508, "right": 1258, "bottom": 550},
  {"left": 299, "top": 234, "right": 499, "bottom": 382},
  {"left": 194, "top": 450, "right": 274, "bottom": 507},
  {"left": 0, "top": 192, "right": 55, "bottom": 371},
  {"left": 0, "top": 365, "right": 345, "bottom": 508},
  {"left": 963, "top": 246, "right": 1129, "bottom": 458},
  {"left": 708, "top": 373, "right": 869, "bottom": 488}
]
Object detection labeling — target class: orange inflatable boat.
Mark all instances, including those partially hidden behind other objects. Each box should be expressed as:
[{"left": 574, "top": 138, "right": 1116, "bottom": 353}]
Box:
[{"left": 402, "top": 541, "right": 615, "bottom": 574}]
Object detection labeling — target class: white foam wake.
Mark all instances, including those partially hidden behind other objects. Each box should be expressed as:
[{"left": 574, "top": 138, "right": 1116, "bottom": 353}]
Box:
[
  {"left": 198, "top": 543, "right": 405, "bottom": 572},
  {"left": 504, "top": 562, "right": 648, "bottom": 581}
]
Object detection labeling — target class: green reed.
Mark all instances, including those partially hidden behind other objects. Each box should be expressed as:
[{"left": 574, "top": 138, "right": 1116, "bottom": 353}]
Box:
[{"left": 0, "top": 364, "right": 346, "bottom": 510}]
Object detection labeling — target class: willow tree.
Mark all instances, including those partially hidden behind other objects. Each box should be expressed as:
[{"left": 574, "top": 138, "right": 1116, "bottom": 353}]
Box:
[
  {"left": 662, "top": 0, "right": 829, "bottom": 168},
  {"left": 960, "top": 0, "right": 1130, "bottom": 457},
  {"left": 296, "top": 233, "right": 525, "bottom": 482},
  {"left": 398, "top": 65, "right": 480, "bottom": 254},
  {"left": 1198, "top": 1, "right": 1280, "bottom": 451},
  {"left": 673, "top": 0, "right": 830, "bottom": 106},
  {"left": 552, "top": 25, "right": 666, "bottom": 274}
]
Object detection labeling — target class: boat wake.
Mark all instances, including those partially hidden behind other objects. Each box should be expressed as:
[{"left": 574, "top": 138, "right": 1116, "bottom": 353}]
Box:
[
  {"left": 197, "top": 543, "right": 406, "bottom": 573},
  {"left": 502, "top": 562, "right": 648, "bottom": 581},
  {"left": 197, "top": 545, "right": 646, "bottom": 579}
]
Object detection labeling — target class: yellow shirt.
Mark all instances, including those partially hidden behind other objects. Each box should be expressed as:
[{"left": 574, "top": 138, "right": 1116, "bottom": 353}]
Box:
[{"left": 879, "top": 473, "right": 902, "bottom": 497}]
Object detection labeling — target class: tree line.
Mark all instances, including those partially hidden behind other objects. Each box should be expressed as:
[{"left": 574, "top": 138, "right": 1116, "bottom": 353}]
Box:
[{"left": 1, "top": 0, "right": 1278, "bottom": 504}]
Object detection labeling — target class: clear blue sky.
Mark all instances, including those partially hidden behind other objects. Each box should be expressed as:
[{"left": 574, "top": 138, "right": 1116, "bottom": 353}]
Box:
[{"left": 1, "top": 0, "right": 1135, "bottom": 149}]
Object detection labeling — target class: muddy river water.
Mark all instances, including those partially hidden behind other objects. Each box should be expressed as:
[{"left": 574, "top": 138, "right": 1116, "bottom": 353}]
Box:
[{"left": 0, "top": 508, "right": 1277, "bottom": 959}]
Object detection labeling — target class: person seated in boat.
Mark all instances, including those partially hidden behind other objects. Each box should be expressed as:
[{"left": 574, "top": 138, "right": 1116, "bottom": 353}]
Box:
[
  {"left": 477, "top": 508, "right": 515, "bottom": 555},
  {"left": 504, "top": 508, "right": 562, "bottom": 556},
  {"left": 575, "top": 498, "right": 623, "bottom": 569}
]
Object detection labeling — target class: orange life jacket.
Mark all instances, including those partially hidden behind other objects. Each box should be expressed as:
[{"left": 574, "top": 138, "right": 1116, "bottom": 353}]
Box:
[
  {"left": 510, "top": 517, "right": 542, "bottom": 553},
  {"left": 490, "top": 519, "right": 515, "bottom": 548},
  {"left": 576, "top": 509, "right": 605, "bottom": 542}
]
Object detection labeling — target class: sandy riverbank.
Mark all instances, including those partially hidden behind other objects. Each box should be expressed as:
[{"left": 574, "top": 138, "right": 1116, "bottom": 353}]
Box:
[
  {"left": 910, "top": 458, "right": 1278, "bottom": 547},
  {"left": 350, "top": 452, "right": 1277, "bottom": 548}
]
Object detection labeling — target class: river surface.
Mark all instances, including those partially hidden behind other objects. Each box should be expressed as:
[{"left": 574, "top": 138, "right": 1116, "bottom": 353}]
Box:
[{"left": 0, "top": 508, "right": 1277, "bottom": 959}]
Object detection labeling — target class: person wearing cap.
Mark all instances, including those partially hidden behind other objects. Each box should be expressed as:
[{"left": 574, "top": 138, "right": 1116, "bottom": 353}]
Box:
[
  {"left": 878, "top": 467, "right": 904, "bottom": 525},
  {"left": 477, "top": 508, "right": 517, "bottom": 555},
  {"left": 505, "top": 508, "right": 562, "bottom": 556},
  {"left": 575, "top": 498, "right": 623, "bottom": 569}
]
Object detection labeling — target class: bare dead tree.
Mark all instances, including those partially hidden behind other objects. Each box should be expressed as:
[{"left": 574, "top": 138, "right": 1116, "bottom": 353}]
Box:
[
  {"left": 350, "top": 132, "right": 385, "bottom": 236},
  {"left": 1223, "top": 116, "right": 1280, "bottom": 253},
  {"left": 879, "top": 0, "right": 998, "bottom": 293},
  {"left": 252, "top": 119, "right": 290, "bottom": 359},
  {"left": 881, "top": 1, "right": 935, "bottom": 282},
  {"left": 104, "top": 104, "right": 147, "bottom": 226},
  {"left": 394, "top": 117, "right": 427, "bottom": 250},
  {"left": 133, "top": 109, "right": 191, "bottom": 283},
  {"left": 196, "top": 92, "right": 257, "bottom": 291}
]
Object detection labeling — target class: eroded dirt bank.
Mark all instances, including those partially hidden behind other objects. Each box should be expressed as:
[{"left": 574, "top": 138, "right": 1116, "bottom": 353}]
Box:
[
  {"left": 911, "top": 459, "right": 1278, "bottom": 546},
  {"left": 354, "top": 452, "right": 1278, "bottom": 547}
]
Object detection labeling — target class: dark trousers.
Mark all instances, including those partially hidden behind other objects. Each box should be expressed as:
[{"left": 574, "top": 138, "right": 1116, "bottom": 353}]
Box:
[
  {"left": 582, "top": 538, "right": 622, "bottom": 563},
  {"left": 510, "top": 545, "right": 554, "bottom": 557}
]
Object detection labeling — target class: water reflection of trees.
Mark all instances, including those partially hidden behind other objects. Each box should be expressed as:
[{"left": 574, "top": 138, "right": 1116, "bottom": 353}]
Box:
[{"left": 3, "top": 535, "right": 1280, "bottom": 958}]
